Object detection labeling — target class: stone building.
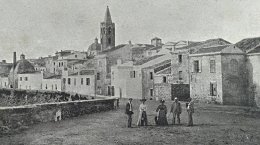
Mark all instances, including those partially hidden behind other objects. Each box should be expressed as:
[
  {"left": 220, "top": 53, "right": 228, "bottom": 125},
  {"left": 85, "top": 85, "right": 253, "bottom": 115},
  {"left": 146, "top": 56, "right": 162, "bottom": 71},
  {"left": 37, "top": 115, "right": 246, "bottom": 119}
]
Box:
[
  {"left": 189, "top": 45, "right": 248, "bottom": 105},
  {"left": 9, "top": 54, "right": 35, "bottom": 89},
  {"left": 247, "top": 45, "right": 260, "bottom": 107}
]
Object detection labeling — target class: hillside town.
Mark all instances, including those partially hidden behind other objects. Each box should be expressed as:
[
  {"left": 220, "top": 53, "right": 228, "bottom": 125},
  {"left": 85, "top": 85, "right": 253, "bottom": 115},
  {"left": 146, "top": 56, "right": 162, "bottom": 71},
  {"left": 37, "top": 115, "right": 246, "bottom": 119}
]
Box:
[
  {"left": 0, "top": 6, "right": 260, "bottom": 108},
  {"left": 0, "top": 1, "right": 260, "bottom": 144}
]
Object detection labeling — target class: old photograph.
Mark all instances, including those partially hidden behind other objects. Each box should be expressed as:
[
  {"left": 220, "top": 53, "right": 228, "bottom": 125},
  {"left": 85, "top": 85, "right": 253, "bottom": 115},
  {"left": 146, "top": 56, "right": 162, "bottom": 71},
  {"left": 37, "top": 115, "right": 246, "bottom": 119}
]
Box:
[{"left": 0, "top": 0, "right": 260, "bottom": 144}]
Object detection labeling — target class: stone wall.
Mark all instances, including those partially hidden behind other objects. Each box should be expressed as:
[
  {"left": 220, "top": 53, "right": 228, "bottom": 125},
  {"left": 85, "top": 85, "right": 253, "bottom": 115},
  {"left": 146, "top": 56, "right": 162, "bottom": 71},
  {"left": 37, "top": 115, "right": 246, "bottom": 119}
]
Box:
[
  {"left": 0, "top": 89, "right": 91, "bottom": 107},
  {"left": 0, "top": 98, "right": 116, "bottom": 133},
  {"left": 154, "top": 83, "right": 171, "bottom": 100}
]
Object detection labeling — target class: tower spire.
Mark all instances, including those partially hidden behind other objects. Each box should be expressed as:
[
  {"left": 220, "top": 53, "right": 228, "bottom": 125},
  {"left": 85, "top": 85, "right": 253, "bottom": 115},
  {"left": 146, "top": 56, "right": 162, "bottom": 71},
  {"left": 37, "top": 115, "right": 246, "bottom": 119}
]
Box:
[{"left": 104, "top": 6, "right": 112, "bottom": 23}]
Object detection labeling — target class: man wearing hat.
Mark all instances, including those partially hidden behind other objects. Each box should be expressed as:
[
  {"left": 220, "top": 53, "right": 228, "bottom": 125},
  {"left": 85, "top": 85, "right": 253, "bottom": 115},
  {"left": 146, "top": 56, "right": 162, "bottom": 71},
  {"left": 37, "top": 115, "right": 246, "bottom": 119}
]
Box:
[
  {"left": 125, "top": 98, "right": 134, "bottom": 128},
  {"left": 137, "top": 98, "right": 148, "bottom": 126},
  {"left": 170, "top": 97, "right": 182, "bottom": 125}
]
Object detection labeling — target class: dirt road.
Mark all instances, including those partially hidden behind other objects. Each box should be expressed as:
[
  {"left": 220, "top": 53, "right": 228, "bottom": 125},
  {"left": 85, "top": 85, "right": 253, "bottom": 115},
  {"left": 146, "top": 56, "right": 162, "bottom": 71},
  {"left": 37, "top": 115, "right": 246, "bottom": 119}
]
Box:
[{"left": 1, "top": 99, "right": 260, "bottom": 145}]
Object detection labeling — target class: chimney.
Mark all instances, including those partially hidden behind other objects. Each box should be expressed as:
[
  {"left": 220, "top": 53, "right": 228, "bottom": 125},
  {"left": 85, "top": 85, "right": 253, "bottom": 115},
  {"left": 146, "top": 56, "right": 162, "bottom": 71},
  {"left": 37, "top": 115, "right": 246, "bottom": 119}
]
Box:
[
  {"left": 2, "top": 60, "right": 6, "bottom": 63},
  {"left": 128, "top": 40, "right": 132, "bottom": 45},
  {"left": 13, "top": 52, "right": 16, "bottom": 67}
]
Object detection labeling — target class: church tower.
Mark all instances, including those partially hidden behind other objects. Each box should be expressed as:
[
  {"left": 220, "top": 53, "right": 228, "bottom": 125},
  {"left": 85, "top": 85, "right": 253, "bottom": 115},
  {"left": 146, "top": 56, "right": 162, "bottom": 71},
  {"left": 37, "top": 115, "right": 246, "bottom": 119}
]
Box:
[{"left": 100, "top": 6, "right": 115, "bottom": 51}]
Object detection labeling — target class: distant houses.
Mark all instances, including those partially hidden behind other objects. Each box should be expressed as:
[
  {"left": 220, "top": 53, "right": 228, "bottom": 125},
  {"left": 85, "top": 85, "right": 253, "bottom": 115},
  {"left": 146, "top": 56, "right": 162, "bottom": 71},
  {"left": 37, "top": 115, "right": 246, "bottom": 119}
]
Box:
[{"left": 0, "top": 6, "right": 260, "bottom": 107}]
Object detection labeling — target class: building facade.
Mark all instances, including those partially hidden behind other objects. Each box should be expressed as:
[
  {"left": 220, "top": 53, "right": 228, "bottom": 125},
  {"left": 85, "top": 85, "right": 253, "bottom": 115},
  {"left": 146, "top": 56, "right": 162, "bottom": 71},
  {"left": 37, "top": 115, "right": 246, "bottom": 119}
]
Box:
[{"left": 189, "top": 45, "right": 247, "bottom": 105}]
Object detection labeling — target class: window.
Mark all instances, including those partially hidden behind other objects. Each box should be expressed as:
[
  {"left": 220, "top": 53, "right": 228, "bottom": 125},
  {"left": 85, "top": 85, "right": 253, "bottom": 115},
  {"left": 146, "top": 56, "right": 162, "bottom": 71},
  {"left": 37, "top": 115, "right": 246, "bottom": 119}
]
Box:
[
  {"left": 20, "top": 77, "right": 22, "bottom": 81},
  {"left": 52, "top": 85, "right": 53, "bottom": 90},
  {"left": 97, "top": 73, "right": 100, "bottom": 80},
  {"left": 99, "top": 61, "right": 102, "bottom": 67},
  {"left": 25, "top": 77, "right": 28, "bottom": 81},
  {"left": 193, "top": 60, "right": 200, "bottom": 73},
  {"left": 130, "top": 71, "right": 136, "bottom": 78},
  {"left": 230, "top": 59, "right": 238, "bottom": 73},
  {"left": 81, "top": 78, "right": 84, "bottom": 85},
  {"left": 59, "top": 62, "right": 60, "bottom": 67},
  {"left": 53, "top": 62, "right": 55, "bottom": 65},
  {"left": 108, "top": 38, "right": 111, "bottom": 45},
  {"left": 74, "top": 78, "right": 76, "bottom": 86},
  {"left": 150, "top": 89, "right": 153, "bottom": 96},
  {"left": 178, "top": 55, "right": 182, "bottom": 63},
  {"left": 61, "top": 62, "right": 64, "bottom": 66},
  {"left": 210, "top": 60, "right": 216, "bottom": 73},
  {"left": 45, "top": 84, "right": 47, "bottom": 89},
  {"left": 163, "top": 76, "right": 167, "bottom": 83},
  {"left": 150, "top": 72, "right": 153, "bottom": 80},
  {"left": 210, "top": 82, "right": 217, "bottom": 96},
  {"left": 108, "top": 86, "right": 111, "bottom": 96},
  {"left": 86, "top": 78, "right": 90, "bottom": 85},
  {"left": 4, "top": 82, "right": 6, "bottom": 86},
  {"left": 68, "top": 78, "right": 71, "bottom": 85},
  {"left": 55, "top": 84, "right": 57, "bottom": 90},
  {"left": 179, "top": 71, "right": 183, "bottom": 80},
  {"left": 111, "top": 86, "right": 115, "bottom": 96},
  {"left": 75, "top": 55, "right": 77, "bottom": 58},
  {"left": 108, "top": 27, "right": 112, "bottom": 34},
  {"left": 63, "top": 78, "right": 66, "bottom": 84}
]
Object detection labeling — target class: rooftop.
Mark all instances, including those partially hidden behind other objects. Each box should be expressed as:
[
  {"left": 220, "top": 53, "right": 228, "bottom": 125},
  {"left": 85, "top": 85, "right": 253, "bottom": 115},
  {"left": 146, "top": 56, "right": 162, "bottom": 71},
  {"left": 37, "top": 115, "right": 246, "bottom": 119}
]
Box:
[
  {"left": 133, "top": 55, "right": 164, "bottom": 65},
  {"left": 247, "top": 45, "right": 260, "bottom": 54},
  {"left": 235, "top": 37, "right": 260, "bottom": 52},
  {"left": 192, "top": 45, "right": 230, "bottom": 54}
]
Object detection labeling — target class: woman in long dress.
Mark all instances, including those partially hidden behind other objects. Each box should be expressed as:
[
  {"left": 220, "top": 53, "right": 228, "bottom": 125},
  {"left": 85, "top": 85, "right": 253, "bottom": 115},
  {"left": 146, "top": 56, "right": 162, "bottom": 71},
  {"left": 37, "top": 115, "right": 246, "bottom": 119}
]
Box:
[
  {"left": 156, "top": 100, "right": 168, "bottom": 126},
  {"left": 137, "top": 99, "right": 148, "bottom": 126}
]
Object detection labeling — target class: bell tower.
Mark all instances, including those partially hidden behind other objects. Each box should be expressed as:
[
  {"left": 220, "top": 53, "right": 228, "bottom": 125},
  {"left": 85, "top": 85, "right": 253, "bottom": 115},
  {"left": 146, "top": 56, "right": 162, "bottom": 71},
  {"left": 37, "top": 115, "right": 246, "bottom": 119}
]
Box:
[{"left": 100, "top": 6, "right": 115, "bottom": 51}]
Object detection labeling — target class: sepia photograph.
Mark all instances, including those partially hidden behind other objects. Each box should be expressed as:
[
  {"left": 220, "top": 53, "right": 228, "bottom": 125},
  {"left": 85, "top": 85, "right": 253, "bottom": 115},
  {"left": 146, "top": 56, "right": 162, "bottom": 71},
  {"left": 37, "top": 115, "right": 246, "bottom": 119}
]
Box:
[{"left": 0, "top": 0, "right": 260, "bottom": 144}]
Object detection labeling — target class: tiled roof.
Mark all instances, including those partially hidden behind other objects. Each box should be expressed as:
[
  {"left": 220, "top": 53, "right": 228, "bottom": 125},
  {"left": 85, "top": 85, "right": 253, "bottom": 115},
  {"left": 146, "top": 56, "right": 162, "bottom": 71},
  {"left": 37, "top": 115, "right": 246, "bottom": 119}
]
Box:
[
  {"left": 133, "top": 55, "right": 164, "bottom": 65},
  {"left": 178, "top": 38, "right": 231, "bottom": 51},
  {"left": 150, "top": 46, "right": 162, "bottom": 51},
  {"left": 155, "top": 67, "right": 171, "bottom": 75},
  {"left": 152, "top": 37, "right": 161, "bottom": 40},
  {"left": 192, "top": 45, "right": 229, "bottom": 54},
  {"left": 44, "top": 75, "right": 62, "bottom": 79},
  {"left": 100, "top": 44, "right": 126, "bottom": 53},
  {"left": 69, "top": 70, "right": 95, "bottom": 76},
  {"left": 248, "top": 45, "right": 260, "bottom": 54},
  {"left": 235, "top": 37, "right": 260, "bottom": 52}
]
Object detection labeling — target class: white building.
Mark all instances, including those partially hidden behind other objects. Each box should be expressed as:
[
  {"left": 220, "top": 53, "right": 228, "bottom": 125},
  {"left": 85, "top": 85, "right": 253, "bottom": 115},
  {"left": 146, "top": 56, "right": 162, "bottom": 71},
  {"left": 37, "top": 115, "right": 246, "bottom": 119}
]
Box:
[
  {"left": 18, "top": 72, "right": 42, "bottom": 90},
  {"left": 63, "top": 70, "right": 95, "bottom": 96},
  {"left": 42, "top": 75, "right": 62, "bottom": 92}
]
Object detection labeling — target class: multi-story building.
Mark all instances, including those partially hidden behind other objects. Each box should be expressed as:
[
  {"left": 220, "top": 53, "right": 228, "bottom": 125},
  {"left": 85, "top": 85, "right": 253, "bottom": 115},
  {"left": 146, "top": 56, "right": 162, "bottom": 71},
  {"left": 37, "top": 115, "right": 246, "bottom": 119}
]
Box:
[{"left": 189, "top": 45, "right": 248, "bottom": 105}]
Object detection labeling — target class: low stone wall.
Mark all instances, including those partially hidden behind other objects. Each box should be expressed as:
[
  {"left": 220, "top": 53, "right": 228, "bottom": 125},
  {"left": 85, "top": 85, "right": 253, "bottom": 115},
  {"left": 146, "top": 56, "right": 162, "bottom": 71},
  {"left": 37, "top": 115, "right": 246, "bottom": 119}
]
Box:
[{"left": 0, "top": 98, "right": 116, "bottom": 134}]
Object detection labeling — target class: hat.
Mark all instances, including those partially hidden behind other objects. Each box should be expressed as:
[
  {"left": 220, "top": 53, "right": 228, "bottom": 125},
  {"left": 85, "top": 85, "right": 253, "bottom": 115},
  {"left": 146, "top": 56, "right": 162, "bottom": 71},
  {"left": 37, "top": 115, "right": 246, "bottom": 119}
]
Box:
[
  {"left": 174, "top": 97, "right": 178, "bottom": 100},
  {"left": 160, "top": 99, "right": 165, "bottom": 103},
  {"left": 140, "top": 98, "right": 147, "bottom": 102},
  {"left": 129, "top": 98, "right": 133, "bottom": 101}
]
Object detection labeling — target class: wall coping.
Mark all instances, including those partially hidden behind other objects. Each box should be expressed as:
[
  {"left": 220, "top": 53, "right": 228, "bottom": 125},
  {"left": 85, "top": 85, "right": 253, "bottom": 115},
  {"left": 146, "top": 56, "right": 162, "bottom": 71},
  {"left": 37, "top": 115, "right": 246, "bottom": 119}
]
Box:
[{"left": 0, "top": 98, "right": 116, "bottom": 110}]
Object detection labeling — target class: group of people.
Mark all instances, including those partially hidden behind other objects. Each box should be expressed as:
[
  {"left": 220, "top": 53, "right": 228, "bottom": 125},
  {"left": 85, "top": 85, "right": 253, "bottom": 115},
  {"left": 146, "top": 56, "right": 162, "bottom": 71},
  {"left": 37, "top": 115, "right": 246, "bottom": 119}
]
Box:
[{"left": 125, "top": 97, "right": 194, "bottom": 128}]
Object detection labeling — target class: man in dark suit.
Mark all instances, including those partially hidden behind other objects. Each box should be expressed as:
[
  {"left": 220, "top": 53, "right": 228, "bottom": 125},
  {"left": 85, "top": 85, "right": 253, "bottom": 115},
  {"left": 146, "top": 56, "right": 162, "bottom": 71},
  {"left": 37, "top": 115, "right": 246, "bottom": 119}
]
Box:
[{"left": 125, "top": 98, "right": 134, "bottom": 128}]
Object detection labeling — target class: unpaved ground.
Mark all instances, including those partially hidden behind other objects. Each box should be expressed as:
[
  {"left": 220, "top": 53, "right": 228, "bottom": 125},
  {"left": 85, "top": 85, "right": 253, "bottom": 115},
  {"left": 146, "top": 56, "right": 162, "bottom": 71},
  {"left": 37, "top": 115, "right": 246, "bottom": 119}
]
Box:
[{"left": 0, "top": 99, "right": 260, "bottom": 145}]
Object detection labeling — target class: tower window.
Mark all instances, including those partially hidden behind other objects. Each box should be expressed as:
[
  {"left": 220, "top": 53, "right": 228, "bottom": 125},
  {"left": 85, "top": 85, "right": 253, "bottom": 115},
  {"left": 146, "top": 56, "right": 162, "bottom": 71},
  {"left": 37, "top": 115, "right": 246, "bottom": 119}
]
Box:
[
  {"left": 108, "top": 27, "right": 112, "bottom": 34},
  {"left": 178, "top": 55, "right": 182, "bottom": 63},
  {"left": 108, "top": 38, "right": 111, "bottom": 45}
]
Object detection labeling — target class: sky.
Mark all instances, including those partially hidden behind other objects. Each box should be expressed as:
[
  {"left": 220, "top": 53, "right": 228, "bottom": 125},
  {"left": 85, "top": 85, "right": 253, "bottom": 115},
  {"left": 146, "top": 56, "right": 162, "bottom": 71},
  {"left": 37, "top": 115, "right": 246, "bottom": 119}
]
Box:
[{"left": 0, "top": 0, "right": 260, "bottom": 62}]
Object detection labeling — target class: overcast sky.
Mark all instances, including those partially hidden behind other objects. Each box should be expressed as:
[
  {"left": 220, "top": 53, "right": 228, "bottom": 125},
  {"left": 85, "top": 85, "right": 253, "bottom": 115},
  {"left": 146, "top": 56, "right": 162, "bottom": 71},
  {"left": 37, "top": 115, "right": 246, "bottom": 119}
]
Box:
[{"left": 0, "top": 0, "right": 260, "bottom": 62}]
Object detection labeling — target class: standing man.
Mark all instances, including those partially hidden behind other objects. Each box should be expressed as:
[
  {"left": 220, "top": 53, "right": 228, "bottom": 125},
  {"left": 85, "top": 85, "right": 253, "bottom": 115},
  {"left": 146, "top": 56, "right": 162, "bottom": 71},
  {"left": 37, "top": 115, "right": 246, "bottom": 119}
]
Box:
[
  {"left": 170, "top": 97, "right": 182, "bottom": 125},
  {"left": 125, "top": 98, "right": 134, "bottom": 128},
  {"left": 187, "top": 99, "right": 194, "bottom": 126}
]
